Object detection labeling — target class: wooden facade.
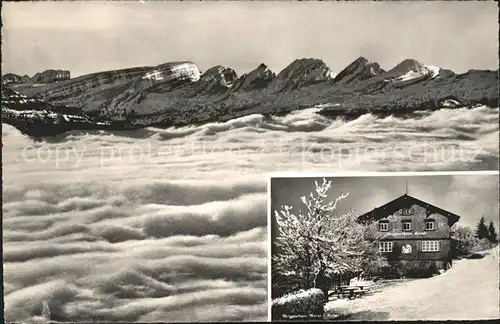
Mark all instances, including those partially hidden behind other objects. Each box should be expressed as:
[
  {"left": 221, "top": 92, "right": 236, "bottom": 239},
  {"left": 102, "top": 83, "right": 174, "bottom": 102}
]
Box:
[{"left": 358, "top": 194, "right": 461, "bottom": 273}]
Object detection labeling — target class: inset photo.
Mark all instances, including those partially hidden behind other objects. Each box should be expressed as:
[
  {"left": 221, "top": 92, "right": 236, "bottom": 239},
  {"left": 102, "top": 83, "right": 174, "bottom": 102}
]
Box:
[{"left": 269, "top": 171, "right": 499, "bottom": 321}]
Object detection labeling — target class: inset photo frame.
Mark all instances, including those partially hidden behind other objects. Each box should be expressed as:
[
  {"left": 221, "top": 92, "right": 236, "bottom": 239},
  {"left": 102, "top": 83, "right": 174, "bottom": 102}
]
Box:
[{"left": 268, "top": 171, "right": 499, "bottom": 321}]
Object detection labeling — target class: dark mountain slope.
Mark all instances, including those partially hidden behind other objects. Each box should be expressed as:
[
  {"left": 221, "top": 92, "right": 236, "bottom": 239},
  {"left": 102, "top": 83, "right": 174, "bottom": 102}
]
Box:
[{"left": 2, "top": 57, "right": 498, "bottom": 137}]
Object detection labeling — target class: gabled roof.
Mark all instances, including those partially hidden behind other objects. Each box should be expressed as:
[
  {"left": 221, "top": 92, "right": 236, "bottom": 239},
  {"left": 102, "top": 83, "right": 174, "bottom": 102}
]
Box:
[{"left": 357, "top": 194, "right": 461, "bottom": 227}]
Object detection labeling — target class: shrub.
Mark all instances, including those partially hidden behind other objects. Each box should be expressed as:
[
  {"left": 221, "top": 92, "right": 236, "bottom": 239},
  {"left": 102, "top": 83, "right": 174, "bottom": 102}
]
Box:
[
  {"left": 452, "top": 225, "right": 495, "bottom": 257},
  {"left": 452, "top": 225, "right": 479, "bottom": 256},
  {"left": 271, "top": 288, "right": 325, "bottom": 320},
  {"left": 472, "top": 238, "right": 493, "bottom": 253},
  {"left": 379, "top": 260, "right": 439, "bottom": 278},
  {"left": 402, "top": 261, "right": 438, "bottom": 278}
]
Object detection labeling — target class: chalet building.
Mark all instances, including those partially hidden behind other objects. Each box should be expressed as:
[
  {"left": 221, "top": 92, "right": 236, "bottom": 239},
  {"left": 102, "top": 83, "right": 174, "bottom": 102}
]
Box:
[{"left": 358, "top": 194, "right": 461, "bottom": 274}]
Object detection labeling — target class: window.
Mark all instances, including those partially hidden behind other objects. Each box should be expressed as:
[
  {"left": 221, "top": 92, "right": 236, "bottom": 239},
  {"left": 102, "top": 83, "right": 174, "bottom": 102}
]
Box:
[
  {"left": 400, "top": 208, "right": 413, "bottom": 216},
  {"left": 379, "top": 222, "right": 389, "bottom": 232},
  {"left": 402, "top": 221, "right": 412, "bottom": 231},
  {"left": 421, "top": 241, "right": 439, "bottom": 252},
  {"left": 425, "top": 221, "right": 435, "bottom": 231},
  {"left": 378, "top": 241, "right": 393, "bottom": 252}
]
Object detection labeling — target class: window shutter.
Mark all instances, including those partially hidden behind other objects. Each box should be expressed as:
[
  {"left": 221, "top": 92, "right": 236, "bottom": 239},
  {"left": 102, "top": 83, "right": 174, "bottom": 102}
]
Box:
[{"left": 388, "top": 221, "right": 392, "bottom": 232}]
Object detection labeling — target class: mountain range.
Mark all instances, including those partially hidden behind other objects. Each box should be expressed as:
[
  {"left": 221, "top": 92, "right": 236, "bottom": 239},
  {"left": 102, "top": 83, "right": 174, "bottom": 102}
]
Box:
[
  {"left": 3, "top": 69, "right": 71, "bottom": 85},
  {"left": 1, "top": 57, "right": 498, "bottom": 137}
]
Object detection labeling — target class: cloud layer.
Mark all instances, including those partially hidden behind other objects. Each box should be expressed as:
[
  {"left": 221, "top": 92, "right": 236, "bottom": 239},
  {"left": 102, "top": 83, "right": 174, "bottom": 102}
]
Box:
[
  {"left": 3, "top": 160, "right": 268, "bottom": 321},
  {"left": 2, "top": 103, "right": 498, "bottom": 321}
]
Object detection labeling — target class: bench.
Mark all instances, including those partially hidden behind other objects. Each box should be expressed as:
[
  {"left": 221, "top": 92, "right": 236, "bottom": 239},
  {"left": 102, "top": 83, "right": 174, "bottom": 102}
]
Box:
[
  {"left": 342, "top": 289, "right": 363, "bottom": 299},
  {"left": 333, "top": 286, "right": 370, "bottom": 299}
]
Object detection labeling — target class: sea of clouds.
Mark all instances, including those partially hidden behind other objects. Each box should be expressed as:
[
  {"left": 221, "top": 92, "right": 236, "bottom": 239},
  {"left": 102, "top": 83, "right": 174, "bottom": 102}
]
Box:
[{"left": 2, "top": 105, "right": 498, "bottom": 322}]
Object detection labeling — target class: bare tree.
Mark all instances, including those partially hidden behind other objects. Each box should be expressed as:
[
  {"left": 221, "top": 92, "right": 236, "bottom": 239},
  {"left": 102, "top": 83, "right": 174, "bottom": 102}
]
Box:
[{"left": 272, "top": 178, "right": 385, "bottom": 298}]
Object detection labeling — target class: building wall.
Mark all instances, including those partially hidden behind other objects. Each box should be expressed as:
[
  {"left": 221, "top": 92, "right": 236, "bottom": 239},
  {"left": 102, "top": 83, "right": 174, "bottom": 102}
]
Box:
[
  {"left": 368, "top": 203, "right": 451, "bottom": 240},
  {"left": 367, "top": 203, "right": 453, "bottom": 263},
  {"left": 362, "top": 199, "right": 457, "bottom": 276},
  {"left": 383, "top": 239, "right": 451, "bottom": 261}
]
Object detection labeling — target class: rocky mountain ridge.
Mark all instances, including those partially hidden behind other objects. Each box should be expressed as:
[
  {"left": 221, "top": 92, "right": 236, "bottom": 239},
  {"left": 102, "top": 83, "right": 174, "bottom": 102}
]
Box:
[
  {"left": 2, "top": 57, "right": 498, "bottom": 136},
  {"left": 3, "top": 69, "right": 71, "bottom": 85}
]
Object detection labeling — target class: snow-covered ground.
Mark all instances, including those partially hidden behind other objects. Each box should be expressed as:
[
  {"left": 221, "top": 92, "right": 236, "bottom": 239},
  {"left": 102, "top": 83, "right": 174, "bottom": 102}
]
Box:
[
  {"left": 442, "top": 99, "right": 462, "bottom": 108},
  {"left": 325, "top": 246, "right": 500, "bottom": 320}
]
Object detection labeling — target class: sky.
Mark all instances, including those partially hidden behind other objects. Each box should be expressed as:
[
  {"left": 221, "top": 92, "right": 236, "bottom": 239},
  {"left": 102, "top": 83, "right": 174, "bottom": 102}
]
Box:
[
  {"left": 271, "top": 173, "right": 500, "bottom": 241},
  {"left": 2, "top": 1, "right": 498, "bottom": 77}
]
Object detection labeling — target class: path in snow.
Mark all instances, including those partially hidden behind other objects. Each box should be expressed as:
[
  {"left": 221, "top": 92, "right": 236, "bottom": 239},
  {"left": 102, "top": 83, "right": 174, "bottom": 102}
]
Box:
[{"left": 325, "top": 246, "right": 500, "bottom": 320}]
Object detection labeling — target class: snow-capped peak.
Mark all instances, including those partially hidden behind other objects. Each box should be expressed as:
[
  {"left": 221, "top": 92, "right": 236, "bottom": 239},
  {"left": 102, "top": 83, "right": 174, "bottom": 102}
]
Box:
[
  {"left": 424, "top": 64, "right": 440, "bottom": 79},
  {"left": 327, "top": 69, "right": 337, "bottom": 79},
  {"left": 394, "top": 64, "right": 441, "bottom": 82},
  {"left": 141, "top": 63, "right": 201, "bottom": 82}
]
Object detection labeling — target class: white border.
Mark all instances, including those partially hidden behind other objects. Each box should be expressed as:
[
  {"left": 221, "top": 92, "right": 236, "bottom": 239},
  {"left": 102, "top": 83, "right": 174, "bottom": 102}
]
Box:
[
  {"left": 266, "top": 170, "right": 499, "bottom": 320},
  {"left": 267, "top": 174, "right": 272, "bottom": 321},
  {"left": 267, "top": 170, "right": 498, "bottom": 179}
]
